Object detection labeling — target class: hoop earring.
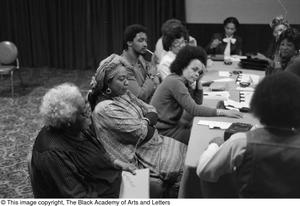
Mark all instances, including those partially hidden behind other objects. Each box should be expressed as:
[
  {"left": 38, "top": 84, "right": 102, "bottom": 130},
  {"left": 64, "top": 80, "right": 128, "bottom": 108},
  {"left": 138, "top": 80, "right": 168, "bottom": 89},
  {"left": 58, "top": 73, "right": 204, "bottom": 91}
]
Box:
[{"left": 105, "top": 88, "right": 112, "bottom": 95}]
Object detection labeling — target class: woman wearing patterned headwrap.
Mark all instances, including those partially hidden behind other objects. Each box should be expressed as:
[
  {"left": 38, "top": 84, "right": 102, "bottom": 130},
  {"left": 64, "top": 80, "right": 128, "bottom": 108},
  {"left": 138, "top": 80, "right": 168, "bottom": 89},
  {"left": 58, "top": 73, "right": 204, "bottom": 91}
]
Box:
[{"left": 87, "top": 54, "right": 187, "bottom": 198}]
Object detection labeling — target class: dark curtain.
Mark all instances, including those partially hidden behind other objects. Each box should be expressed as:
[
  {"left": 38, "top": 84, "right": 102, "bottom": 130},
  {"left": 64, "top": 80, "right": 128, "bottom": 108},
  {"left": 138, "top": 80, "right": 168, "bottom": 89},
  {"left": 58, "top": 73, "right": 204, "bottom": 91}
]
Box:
[{"left": 0, "top": 0, "right": 185, "bottom": 70}]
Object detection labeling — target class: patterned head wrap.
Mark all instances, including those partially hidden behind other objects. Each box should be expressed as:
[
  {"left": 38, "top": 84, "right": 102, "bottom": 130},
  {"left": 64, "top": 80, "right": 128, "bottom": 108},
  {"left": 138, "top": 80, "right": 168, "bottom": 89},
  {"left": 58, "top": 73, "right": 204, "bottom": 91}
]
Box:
[{"left": 87, "top": 54, "right": 131, "bottom": 109}]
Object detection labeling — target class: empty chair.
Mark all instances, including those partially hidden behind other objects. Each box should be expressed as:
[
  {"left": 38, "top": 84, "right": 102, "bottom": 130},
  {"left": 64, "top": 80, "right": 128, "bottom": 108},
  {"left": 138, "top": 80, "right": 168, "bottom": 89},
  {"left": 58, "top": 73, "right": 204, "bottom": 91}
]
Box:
[{"left": 0, "top": 41, "right": 22, "bottom": 97}]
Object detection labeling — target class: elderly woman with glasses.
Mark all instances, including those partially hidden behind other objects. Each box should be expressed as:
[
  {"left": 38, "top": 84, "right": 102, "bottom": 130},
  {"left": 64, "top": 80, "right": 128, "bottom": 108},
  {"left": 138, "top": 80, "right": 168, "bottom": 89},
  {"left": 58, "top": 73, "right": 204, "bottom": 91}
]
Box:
[
  {"left": 266, "top": 28, "right": 300, "bottom": 75},
  {"left": 31, "top": 83, "right": 127, "bottom": 198},
  {"left": 151, "top": 46, "right": 242, "bottom": 145},
  {"left": 88, "top": 54, "right": 187, "bottom": 197},
  {"left": 255, "top": 15, "right": 290, "bottom": 64}
]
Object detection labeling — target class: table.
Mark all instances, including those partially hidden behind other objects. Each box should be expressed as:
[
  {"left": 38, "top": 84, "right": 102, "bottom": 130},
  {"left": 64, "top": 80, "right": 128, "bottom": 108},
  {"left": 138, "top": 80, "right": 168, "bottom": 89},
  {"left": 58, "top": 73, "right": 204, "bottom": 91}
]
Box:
[{"left": 178, "top": 61, "right": 265, "bottom": 198}]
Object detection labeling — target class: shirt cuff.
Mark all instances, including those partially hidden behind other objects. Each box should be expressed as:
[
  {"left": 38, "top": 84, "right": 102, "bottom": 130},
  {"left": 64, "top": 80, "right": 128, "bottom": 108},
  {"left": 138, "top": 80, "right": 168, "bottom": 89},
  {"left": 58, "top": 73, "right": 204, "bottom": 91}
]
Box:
[{"left": 196, "top": 143, "right": 220, "bottom": 176}]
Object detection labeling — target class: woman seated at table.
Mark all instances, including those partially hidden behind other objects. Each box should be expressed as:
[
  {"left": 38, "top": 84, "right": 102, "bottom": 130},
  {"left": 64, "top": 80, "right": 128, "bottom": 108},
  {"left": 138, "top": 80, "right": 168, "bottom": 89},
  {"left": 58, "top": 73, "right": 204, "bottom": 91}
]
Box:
[
  {"left": 151, "top": 45, "right": 242, "bottom": 145},
  {"left": 254, "top": 15, "right": 290, "bottom": 64},
  {"left": 157, "top": 21, "right": 189, "bottom": 80},
  {"left": 31, "top": 83, "right": 129, "bottom": 198},
  {"left": 286, "top": 56, "right": 300, "bottom": 76},
  {"left": 197, "top": 72, "right": 300, "bottom": 197},
  {"left": 154, "top": 18, "right": 197, "bottom": 65},
  {"left": 266, "top": 28, "right": 300, "bottom": 75},
  {"left": 88, "top": 54, "right": 187, "bottom": 197},
  {"left": 205, "top": 17, "right": 242, "bottom": 56}
]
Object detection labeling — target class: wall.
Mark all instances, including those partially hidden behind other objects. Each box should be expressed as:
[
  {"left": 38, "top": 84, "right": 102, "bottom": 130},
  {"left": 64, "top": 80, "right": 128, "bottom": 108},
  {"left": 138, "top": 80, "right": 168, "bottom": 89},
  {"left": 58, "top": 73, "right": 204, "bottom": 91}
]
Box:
[
  {"left": 185, "top": 0, "right": 300, "bottom": 54},
  {"left": 186, "top": 0, "right": 300, "bottom": 24}
]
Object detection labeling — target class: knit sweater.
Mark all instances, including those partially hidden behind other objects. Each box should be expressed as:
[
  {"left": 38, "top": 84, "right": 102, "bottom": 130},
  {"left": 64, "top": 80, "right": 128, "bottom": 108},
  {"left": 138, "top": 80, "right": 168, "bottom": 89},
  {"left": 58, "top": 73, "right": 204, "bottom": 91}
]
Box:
[{"left": 150, "top": 74, "right": 217, "bottom": 129}]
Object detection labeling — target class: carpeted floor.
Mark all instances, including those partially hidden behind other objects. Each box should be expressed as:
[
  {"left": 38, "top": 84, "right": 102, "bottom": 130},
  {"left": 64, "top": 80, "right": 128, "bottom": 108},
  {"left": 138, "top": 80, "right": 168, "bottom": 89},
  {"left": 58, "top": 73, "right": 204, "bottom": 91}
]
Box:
[{"left": 0, "top": 67, "right": 94, "bottom": 198}]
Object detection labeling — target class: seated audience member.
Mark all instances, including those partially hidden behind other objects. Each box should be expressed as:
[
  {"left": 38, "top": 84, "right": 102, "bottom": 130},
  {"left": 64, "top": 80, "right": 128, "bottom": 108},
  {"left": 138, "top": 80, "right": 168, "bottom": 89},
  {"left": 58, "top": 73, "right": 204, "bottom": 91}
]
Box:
[
  {"left": 206, "top": 17, "right": 242, "bottom": 56},
  {"left": 254, "top": 15, "right": 290, "bottom": 63},
  {"left": 88, "top": 54, "right": 187, "bottom": 197},
  {"left": 151, "top": 45, "right": 242, "bottom": 145},
  {"left": 154, "top": 19, "right": 197, "bottom": 65},
  {"left": 157, "top": 21, "right": 189, "bottom": 80},
  {"left": 197, "top": 72, "right": 300, "bottom": 197},
  {"left": 266, "top": 28, "right": 300, "bottom": 75},
  {"left": 286, "top": 56, "right": 300, "bottom": 76},
  {"left": 31, "top": 83, "right": 130, "bottom": 198},
  {"left": 121, "top": 24, "right": 160, "bottom": 103}
]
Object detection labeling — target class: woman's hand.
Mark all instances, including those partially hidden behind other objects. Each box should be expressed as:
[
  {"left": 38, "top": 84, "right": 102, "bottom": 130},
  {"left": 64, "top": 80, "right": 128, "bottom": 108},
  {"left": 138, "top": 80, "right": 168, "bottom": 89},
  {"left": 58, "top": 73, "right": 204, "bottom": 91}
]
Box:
[
  {"left": 210, "top": 39, "right": 221, "bottom": 49},
  {"left": 209, "top": 137, "right": 224, "bottom": 146},
  {"left": 114, "top": 159, "right": 137, "bottom": 175},
  {"left": 218, "top": 109, "right": 243, "bottom": 118}
]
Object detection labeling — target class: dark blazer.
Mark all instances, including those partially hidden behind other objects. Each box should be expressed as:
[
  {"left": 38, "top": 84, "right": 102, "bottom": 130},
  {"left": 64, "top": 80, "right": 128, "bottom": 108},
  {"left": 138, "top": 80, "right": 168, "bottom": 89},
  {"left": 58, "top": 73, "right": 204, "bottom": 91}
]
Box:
[
  {"left": 206, "top": 33, "right": 243, "bottom": 55},
  {"left": 31, "top": 126, "right": 121, "bottom": 198}
]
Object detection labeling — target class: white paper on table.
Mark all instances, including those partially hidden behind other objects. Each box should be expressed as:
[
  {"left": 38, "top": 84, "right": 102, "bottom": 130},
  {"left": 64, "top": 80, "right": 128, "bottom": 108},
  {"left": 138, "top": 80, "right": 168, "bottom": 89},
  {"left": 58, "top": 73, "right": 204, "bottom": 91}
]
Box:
[
  {"left": 231, "top": 55, "right": 247, "bottom": 59},
  {"left": 119, "top": 168, "right": 149, "bottom": 198},
  {"left": 198, "top": 120, "right": 232, "bottom": 129},
  {"left": 237, "top": 74, "right": 260, "bottom": 85},
  {"left": 224, "top": 99, "right": 249, "bottom": 109},
  {"left": 236, "top": 87, "right": 254, "bottom": 91},
  {"left": 203, "top": 91, "right": 230, "bottom": 100},
  {"left": 248, "top": 74, "right": 260, "bottom": 85},
  {"left": 219, "top": 71, "right": 231, "bottom": 77},
  {"left": 213, "top": 78, "right": 234, "bottom": 82},
  {"left": 230, "top": 55, "right": 247, "bottom": 62}
]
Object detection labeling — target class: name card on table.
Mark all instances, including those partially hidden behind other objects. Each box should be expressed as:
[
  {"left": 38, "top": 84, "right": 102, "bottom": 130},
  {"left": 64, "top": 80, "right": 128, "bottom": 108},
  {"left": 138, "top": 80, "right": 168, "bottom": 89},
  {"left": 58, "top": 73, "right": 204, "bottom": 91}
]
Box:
[
  {"left": 203, "top": 91, "right": 230, "bottom": 100},
  {"left": 198, "top": 120, "right": 232, "bottom": 129}
]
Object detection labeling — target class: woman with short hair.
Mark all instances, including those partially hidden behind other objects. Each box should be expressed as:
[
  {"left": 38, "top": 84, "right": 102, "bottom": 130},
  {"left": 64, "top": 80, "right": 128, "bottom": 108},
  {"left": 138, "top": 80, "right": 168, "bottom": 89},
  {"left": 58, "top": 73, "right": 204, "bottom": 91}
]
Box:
[
  {"left": 266, "top": 28, "right": 300, "bottom": 75},
  {"left": 157, "top": 22, "right": 189, "bottom": 80},
  {"left": 255, "top": 15, "right": 290, "bottom": 63},
  {"left": 31, "top": 83, "right": 124, "bottom": 198},
  {"left": 151, "top": 45, "right": 242, "bottom": 145}
]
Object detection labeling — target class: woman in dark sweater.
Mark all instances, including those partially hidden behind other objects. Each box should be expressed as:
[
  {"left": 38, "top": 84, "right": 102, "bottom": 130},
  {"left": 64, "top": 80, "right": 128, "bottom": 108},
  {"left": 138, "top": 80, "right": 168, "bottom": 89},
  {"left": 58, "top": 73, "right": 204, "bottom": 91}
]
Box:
[{"left": 150, "top": 46, "right": 242, "bottom": 145}]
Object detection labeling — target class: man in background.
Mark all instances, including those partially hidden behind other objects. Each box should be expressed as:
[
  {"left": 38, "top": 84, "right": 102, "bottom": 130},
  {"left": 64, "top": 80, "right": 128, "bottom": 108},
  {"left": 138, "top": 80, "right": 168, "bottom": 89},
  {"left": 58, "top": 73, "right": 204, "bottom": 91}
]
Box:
[{"left": 122, "top": 24, "right": 160, "bottom": 103}]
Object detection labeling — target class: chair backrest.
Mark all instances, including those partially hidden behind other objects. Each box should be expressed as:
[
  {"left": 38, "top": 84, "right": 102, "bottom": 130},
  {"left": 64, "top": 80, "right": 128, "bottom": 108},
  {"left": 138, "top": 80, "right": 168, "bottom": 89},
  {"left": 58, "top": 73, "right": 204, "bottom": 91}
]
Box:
[{"left": 0, "top": 41, "right": 18, "bottom": 64}]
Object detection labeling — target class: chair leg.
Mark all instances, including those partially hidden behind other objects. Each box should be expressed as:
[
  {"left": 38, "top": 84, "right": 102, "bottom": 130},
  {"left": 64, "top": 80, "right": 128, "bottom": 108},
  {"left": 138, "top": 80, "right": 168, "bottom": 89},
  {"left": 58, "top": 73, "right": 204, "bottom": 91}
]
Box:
[
  {"left": 17, "top": 69, "right": 25, "bottom": 87},
  {"left": 11, "top": 71, "right": 14, "bottom": 98}
]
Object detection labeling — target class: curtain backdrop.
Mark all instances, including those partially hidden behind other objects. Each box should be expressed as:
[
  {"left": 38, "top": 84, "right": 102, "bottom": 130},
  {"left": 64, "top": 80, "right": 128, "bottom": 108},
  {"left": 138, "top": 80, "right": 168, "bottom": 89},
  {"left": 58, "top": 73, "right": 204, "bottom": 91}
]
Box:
[{"left": 0, "top": 0, "right": 185, "bottom": 70}]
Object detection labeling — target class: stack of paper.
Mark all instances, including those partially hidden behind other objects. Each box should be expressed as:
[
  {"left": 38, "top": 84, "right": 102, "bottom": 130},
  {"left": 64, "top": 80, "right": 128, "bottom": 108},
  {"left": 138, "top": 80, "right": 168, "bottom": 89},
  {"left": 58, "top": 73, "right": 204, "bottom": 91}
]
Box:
[
  {"left": 230, "top": 55, "right": 247, "bottom": 62},
  {"left": 219, "top": 71, "right": 231, "bottom": 77},
  {"left": 236, "top": 74, "right": 260, "bottom": 85},
  {"left": 119, "top": 168, "right": 149, "bottom": 198},
  {"left": 203, "top": 91, "right": 230, "bottom": 100},
  {"left": 198, "top": 120, "right": 232, "bottom": 129},
  {"left": 224, "top": 99, "right": 249, "bottom": 110},
  {"left": 213, "top": 78, "right": 234, "bottom": 82},
  {"left": 236, "top": 87, "right": 254, "bottom": 91}
]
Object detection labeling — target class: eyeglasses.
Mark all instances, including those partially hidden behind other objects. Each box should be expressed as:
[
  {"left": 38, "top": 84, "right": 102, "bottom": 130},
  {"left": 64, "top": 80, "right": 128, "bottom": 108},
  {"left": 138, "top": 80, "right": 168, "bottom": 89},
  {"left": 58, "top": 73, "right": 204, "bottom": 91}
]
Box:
[{"left": 172, "top": 38, "right": 187, "bottom": 48}]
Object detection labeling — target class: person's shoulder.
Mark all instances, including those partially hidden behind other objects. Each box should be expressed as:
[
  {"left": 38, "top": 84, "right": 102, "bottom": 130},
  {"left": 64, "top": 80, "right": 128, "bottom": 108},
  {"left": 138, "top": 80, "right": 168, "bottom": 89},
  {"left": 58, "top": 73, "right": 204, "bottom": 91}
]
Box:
[
  {"left": 163, "top": 74, "right": 185, "bottom": 87},
  {"left": 94, "top": 99, "right": 115, "bottom": 114},
  {"left": 212, "top": 33, "right": 223, "bottom": 39},
  {"left": 34, "top": 127, "right": 73, "bottom": 152},
  {"left": 159, "top": 51, "right": 174, "bottom": 63}
]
